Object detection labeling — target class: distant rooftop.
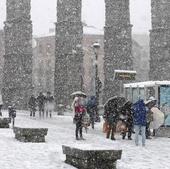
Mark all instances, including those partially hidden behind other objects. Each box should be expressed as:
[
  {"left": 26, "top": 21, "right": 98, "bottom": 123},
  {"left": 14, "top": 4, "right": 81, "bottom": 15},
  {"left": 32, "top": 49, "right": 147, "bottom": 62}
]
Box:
[{"left": 124, "top": 81, "right": 170, "bottom": 88}]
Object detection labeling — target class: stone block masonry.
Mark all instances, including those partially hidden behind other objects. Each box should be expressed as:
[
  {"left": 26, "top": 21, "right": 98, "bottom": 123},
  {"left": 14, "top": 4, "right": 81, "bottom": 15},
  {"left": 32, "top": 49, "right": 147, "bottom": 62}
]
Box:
[
  {"left": 13, "top": 127, "right": 48, "bottom": 142},
  {"left": 54, "top": 0, "right": 84, "bottom": 107},
  {"left": 150, "top": 0, "right": 170, "bottom": 80},
  {"left": 62, "top": 145, "right": 122, "bottom": 169},
  {"left": 3, "top": 0, "right": 33, "bottom": 109},
  {"left": 103, "top": 0, "right": 133, "bottom": 103},
  {"left": 0, "top": 118, "right": 11, "bottom": 128}
]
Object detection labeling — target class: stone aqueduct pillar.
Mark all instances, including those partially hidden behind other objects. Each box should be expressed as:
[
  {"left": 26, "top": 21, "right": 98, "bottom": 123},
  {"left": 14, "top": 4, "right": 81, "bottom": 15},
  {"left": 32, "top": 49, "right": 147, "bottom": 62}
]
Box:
[
  {"left": 103, "top": 0, "right": 133, "bottom": 103},
  {"left": 54, "top": 0, "right": 84, "bottom": 106},
  {"left": 150, "top": 0, "right": 170, "bottom": 80},
  {"left": 3, "top": 0, "right": 33, "bottom": 109}
]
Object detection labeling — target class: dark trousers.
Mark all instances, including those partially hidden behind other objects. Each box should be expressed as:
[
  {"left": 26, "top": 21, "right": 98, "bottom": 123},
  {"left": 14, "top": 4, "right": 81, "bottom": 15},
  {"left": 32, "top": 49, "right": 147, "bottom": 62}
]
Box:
[
  {"left": 122, "top": 126, "right": 133, "bottom": 139},
  {"left": 146, "top": 122, "right": 151, "bottom": 138},
  {"left": 39, "top": 106, "right": 44, "bottom": 118},
  {"left": 106, "top": 124, "right": 116, "bottom": 140},
  {"left": 0, "top": 105, "right": 2, "bottom": 116},
  {"left": 75, "top": 120, "right": 83, "bottom": 138},
  {"left": 46, "top": 110, "right": 52, "bottom": 118},
  {"left": 30, "top": 110, "right": 35, "bottom": 117},
  {"left": 30, "top": 107, "right": 36, "bottom": 117}
]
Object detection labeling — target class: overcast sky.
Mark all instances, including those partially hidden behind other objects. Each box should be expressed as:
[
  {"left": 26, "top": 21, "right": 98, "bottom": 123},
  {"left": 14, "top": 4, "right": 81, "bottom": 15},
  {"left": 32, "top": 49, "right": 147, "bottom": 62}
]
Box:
[{"left": 0, "top": 0, "right": 151, "bottom": 35}]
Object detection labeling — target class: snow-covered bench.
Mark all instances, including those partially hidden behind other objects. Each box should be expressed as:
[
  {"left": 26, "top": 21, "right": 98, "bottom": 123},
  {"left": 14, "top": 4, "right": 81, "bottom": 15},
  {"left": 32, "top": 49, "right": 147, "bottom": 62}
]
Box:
[
  {"left": 13, "top": 127, "right": 48, "bottom": 142},
  {"left": 62, "top": 145, "right": 122, "bottom": 169},
  {"left": 0, "top": 118, "right": 11, "bottom": 128}
]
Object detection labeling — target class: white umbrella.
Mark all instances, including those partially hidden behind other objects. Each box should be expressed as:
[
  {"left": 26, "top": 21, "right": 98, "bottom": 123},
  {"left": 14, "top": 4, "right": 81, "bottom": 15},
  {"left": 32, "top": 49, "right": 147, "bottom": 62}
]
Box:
[
  {"left": 70, "top": 91, "right": 87, "bottom": 98},
  {"left": 150, "top": 107, "right": 164, "bottom": 129}
]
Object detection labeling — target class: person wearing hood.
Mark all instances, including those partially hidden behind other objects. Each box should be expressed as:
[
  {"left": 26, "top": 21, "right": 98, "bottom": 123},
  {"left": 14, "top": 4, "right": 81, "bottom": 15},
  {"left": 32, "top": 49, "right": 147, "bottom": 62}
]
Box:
[
  {"left": 132, "top": 99, "right": 147, "bottom": 146},
  {"left": 86, "top": 96, "right": 96, "bottom": 129}
]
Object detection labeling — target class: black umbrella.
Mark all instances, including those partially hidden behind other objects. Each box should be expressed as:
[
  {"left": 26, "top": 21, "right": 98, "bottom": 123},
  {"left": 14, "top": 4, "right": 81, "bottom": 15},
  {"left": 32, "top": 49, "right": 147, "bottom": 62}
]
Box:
[{"left": 104, "top": 96, "right": 126, "bottom": 111}]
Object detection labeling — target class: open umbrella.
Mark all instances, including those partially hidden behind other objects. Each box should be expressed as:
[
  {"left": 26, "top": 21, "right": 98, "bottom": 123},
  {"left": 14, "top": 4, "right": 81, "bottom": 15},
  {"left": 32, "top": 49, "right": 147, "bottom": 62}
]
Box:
[
  {"left": 71, "top": 91, "right": 87, "bottom": 98},
  {"left": 104, "top": 96, "right": 126, "bottom": 110}
]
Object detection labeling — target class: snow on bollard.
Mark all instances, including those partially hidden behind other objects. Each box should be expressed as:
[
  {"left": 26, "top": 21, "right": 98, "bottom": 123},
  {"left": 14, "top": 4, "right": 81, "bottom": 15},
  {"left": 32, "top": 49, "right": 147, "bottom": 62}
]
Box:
[
  {"left": 13, "top": 127, "right": 48, "bottom": 143},
  {"left": 0, "top": 117, "right": 11, "bottom": 128},
  {"left": 62, "top": 145, "right": 122, "bottom": 169}
]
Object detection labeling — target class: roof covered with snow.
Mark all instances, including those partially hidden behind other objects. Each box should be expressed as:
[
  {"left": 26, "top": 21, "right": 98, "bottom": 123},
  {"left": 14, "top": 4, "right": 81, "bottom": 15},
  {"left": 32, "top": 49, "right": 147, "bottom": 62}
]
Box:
[
  {"left": 124, "top": 81, "right": 170, "bottom": 88},
  {"left": 114, "top": 70, "right": 137, "bottom": 74}
]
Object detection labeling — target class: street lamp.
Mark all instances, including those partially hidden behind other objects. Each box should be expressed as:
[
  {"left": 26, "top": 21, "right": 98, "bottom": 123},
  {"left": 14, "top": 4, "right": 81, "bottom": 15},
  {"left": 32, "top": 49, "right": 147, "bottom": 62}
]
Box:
[{"left": 92, "top": 42, "right": 100, "bottom": 122}]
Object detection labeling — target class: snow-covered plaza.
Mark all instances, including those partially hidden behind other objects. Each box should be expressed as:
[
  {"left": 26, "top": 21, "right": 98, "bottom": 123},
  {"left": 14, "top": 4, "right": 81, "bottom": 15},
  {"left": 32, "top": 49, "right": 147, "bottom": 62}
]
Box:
[{"left": 0, "top": 111, "right": 170, "bottom": 169}]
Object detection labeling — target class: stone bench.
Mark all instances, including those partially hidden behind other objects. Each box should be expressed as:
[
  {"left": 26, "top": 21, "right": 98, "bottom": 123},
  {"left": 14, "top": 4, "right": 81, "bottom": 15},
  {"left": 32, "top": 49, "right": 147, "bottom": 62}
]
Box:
[
  {"left": 62, "top": 145, "right": 122, "bottom": 169},
  {"left": 155, "top": 126, "right": 170, "bottom": 138},
  {"left": 13, "top": 127, "right": 48, "bottom": 142},
  {"left": 0, "top": 118, "right": 11, "bottom": 128}
]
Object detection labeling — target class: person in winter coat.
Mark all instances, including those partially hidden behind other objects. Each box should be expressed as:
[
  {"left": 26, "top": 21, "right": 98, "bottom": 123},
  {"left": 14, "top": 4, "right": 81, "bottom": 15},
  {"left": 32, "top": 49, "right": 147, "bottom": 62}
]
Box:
[
  {"left": 103, "top": 103, "right": 118, "bottom": 140},
  {"left": 0, "top": 94, "right": 3, "bottom": 116},
  {"left": 37, "top": 92, "right": 46, "bottom": 118},
  {"left": 86, "top": 96, "right": 96, "bottom": 129},
  {"left": 145, "top": 97, "right": 156, "bottom": 138},
  {"left": 45, "top": 91, "right": 54, "bottom": 118},
  {"left": 72, "top": 97, "right": 86, "bottom": 140},
  {"left": 121, "top": 101, "right": 133, "bottom": 140},
  {"left": 8, "top": 105, "right": 16, "bottom": 128},
  {"left": 28, "top": 95, "right": 37, "bottom": 117},
  {"left": 132, "top": 99, "right": 147, "bottom": 146}
]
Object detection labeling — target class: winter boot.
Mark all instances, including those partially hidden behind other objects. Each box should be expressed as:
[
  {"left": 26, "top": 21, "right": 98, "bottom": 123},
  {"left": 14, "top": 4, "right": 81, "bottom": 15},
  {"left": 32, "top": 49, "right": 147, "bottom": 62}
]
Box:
[
  {"left": 76, "top": 137, "right": 80, "bottom": 140},
  {"left": 80, "top": 136, "right": 85, "bottom": 140}
]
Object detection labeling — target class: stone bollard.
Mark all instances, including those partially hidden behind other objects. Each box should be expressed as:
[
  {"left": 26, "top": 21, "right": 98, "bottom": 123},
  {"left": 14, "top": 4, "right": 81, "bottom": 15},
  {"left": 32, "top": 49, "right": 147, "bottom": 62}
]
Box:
[
  {"left": 13, "top": 127, "right": 48, "bottom": 142},
  {"left": 0, "top": 118, "right": 11, "bottom": 128},
  {"left": 62, "top": 145, "right": 122, "bottom": 169}
]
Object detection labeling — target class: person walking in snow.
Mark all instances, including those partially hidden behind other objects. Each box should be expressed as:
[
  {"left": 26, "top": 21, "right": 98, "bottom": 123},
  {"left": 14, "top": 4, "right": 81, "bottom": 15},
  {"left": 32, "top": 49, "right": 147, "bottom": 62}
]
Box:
[
  {"left": 132, "top": 99, "right": 147, "bottom": 146},
  {"left": 103, "top": 103, "right": 118, "bottom": 140},
  {"left": 121, "top": 101, "right": 133, "bottom": 140},
  {"left": 37, "top": 92, "right": 46, "bottom": 118},
  {"left": 145, "top": 97, "right": 156, "bottom": 138},
  {"left": 28, "top": 95, "right": 37, "bottom": 117},
  {"left": 8, "top": 105, "right": 16, "bottom": 128},
  {"left": 86, "top": 96, "right": 96, "bottom": 129},
  {"left": 45, "top": 91, "right": 54, "bottom": 118},
  {"left": 72, "top": 97, "right": 86, "bottom": 140},
  {"left": 0, "top": 94, "right": 3, "bottom": 116}
]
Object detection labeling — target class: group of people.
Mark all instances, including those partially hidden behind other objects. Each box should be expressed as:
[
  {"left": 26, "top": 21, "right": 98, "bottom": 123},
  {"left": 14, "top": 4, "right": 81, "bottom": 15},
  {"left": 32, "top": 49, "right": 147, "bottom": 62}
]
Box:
[
  {"left": 103, "top": 96, "right": 161, "bottom": 146},
  {"left": 28, "top": 92, "right": 54, "bottom": 118}
]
